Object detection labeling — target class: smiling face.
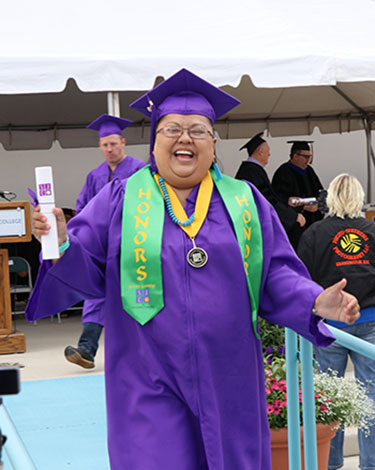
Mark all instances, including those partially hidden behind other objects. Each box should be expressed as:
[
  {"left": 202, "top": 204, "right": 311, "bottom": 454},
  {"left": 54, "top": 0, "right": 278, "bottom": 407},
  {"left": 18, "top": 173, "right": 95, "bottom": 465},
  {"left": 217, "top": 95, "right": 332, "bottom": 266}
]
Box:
[
  {"left": 291, "top": 150, "right": 312, "bottom": 170},
  {"left": 153, "top": 114, "right": 216, "bottom": 190}
]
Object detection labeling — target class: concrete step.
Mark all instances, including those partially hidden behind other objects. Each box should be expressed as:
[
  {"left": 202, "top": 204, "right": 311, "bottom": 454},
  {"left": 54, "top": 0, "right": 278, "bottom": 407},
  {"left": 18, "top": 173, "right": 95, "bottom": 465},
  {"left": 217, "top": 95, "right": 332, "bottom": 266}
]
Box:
[
  {"left": 344, "top": 426, "right": 358, "bottom": 457},
  {"left": 343, "top": 455, "right": 360, "bottom": 469}
]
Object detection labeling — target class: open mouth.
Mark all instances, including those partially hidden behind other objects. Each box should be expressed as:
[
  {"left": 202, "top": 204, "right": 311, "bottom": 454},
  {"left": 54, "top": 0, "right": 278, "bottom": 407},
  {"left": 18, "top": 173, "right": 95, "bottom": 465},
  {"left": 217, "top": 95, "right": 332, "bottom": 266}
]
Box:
[{"left": 174, "top": 150, "right": 194, "bottom": 159}]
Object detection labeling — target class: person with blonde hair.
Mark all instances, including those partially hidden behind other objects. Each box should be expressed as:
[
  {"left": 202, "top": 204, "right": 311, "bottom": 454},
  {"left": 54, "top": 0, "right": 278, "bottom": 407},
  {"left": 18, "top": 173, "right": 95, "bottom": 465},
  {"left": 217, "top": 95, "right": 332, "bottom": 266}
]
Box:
[
  {"left": 326, "top": 173, "right": 364, "bottom": 219},
  {"left": 298, "top": 173, "right": 375, "bottom": 470}
]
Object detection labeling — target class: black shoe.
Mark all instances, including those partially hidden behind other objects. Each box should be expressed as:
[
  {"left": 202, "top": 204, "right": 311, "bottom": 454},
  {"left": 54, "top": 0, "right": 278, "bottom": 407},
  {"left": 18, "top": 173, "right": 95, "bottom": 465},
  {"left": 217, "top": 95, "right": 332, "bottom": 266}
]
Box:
[{"left": 64, "top": 346, "right": 95, "bottom": 369}]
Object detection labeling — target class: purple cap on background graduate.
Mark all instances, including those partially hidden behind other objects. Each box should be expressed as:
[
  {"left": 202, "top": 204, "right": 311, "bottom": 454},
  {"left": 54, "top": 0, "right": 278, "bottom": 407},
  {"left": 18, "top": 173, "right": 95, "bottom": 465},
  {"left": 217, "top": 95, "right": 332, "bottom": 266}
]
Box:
[
  {"left": 129, "top": 68, "right": 240, "bottom": 171},
  {"left": 87, "top": 114, "right": 133, "bottom": 138}
]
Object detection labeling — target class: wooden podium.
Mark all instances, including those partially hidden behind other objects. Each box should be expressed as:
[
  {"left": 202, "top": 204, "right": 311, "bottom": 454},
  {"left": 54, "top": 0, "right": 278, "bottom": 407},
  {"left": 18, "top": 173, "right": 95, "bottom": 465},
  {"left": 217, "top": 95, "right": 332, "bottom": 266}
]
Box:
[
  {"left": 365, "top": 208, "right": 375, "bottom": 222},
  {"left": 0, "top": 201, "right": 31, "bottom": 354}
]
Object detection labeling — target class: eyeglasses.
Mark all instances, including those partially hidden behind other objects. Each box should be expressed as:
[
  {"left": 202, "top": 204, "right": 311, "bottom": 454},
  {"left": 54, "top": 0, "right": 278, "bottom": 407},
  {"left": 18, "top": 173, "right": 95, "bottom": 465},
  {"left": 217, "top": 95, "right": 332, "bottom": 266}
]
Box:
[
  {"left": 297, "top": 153, "right": 312, "bottom": 159},
  {"left": 156, "top": 123, "right": 214, "bottom": 140}
]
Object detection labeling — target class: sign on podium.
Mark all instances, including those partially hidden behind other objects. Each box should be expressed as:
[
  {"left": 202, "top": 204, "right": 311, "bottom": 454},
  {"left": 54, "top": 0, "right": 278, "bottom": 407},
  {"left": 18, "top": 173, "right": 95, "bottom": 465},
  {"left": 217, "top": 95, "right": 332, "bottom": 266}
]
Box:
[{"left": 0, "top": 201, "right": 31, "bottom": 354}]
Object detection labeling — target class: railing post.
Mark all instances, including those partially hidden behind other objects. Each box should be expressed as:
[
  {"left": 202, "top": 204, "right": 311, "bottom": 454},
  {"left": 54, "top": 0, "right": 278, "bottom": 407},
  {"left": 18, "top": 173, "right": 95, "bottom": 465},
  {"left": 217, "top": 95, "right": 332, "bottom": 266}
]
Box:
[
  {"left": 284, "top": 322, "right": 375, "bottom": 470},
  {"left": 285, "top": 328, "right": 301, "bottom": 470},
  {"left": 300, "top": 337, "right": 318, "bottom": 470}
]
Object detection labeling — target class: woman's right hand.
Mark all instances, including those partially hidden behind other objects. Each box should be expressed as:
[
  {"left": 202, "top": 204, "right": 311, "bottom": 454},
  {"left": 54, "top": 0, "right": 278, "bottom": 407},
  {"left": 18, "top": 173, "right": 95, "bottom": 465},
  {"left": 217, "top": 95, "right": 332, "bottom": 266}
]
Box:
[{"left": 32, "top": 206, "right": 68, "bottom": 246}]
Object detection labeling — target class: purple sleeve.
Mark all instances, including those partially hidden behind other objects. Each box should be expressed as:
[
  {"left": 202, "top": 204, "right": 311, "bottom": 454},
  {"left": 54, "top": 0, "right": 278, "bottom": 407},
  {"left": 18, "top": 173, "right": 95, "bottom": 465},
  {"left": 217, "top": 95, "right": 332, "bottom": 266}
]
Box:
[{"left": 250, "top": 184, "right": 334, "bottom": 347}]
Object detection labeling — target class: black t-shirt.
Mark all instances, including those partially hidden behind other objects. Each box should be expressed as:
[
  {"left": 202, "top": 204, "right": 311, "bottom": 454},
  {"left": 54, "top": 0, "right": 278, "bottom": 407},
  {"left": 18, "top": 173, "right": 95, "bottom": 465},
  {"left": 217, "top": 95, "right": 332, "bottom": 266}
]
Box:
[{"left": 298, "top": 216, "right": 375, "bottom": 309}]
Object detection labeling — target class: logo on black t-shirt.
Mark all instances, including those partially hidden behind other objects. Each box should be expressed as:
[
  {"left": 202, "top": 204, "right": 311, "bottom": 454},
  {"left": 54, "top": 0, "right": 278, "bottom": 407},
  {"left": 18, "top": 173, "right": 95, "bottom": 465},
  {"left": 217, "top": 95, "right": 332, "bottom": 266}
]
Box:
[{"left": 332, "top": 228, "right": 370, "bottom": 266}]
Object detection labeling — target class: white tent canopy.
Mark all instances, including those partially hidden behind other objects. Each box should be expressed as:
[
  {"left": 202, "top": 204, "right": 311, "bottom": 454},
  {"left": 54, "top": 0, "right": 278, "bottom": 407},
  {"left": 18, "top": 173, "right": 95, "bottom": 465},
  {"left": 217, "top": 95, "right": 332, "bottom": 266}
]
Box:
[
  {"left": 1, "top": 0, "right": 375, "bottom": 195},
  {"left": 2, "top": 0, "right": 375, "bottom": 93},
  {"left": 1, "top": 0, "right": 375, "bottom": 143}
]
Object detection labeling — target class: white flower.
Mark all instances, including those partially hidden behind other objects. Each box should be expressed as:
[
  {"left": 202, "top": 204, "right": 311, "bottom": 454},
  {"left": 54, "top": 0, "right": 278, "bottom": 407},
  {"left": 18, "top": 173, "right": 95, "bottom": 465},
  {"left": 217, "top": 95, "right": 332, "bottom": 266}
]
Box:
[{"left": 314, "top": 369, "right": 375, "bottom": 436}]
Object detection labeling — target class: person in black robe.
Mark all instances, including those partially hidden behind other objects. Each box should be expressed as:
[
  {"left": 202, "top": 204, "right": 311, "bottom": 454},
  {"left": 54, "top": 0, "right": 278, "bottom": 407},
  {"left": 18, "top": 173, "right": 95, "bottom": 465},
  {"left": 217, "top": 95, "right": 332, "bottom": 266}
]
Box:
[
  {"left": 272, "top": 140, "right": 324, "bottom": 247},
  {"left": 235, "top": 132, "right": 305, "bottom": 248}
]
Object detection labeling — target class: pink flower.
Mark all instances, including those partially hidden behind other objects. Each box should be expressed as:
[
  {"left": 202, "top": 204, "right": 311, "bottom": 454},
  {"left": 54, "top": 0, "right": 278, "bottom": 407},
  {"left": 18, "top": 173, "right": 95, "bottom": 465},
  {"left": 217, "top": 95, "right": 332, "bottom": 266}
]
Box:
[
  {"left": 273, "top": 400, "right": 282, "bottom": 414},
  {"left": 320, "top": 404, "right": 328, "bottom": 413},
  {"left": 266, "top": 388, "right": 272, "bottom": 395},
  {"left": 278, "top": 380, "right": 287, "bottom": 392},
  {"left": 267, "top": 405, "right": 274, "bottom": 414}
]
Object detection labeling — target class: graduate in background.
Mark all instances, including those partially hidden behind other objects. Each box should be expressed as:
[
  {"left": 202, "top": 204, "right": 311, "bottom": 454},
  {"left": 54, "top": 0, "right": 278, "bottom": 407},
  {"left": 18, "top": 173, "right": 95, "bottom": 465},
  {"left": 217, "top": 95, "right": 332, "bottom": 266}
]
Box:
[
  {"left": 272, "top": 140, "right": 324, "bottom": 247},
  {"left": 64, "top": 114, "right": 146, "bottom": 369},
  {"left": 27, "top": 69, "right": 359, "bottom": 470},
  {"left": 235, "top": 132, "right": 305, "bottom": 249}
]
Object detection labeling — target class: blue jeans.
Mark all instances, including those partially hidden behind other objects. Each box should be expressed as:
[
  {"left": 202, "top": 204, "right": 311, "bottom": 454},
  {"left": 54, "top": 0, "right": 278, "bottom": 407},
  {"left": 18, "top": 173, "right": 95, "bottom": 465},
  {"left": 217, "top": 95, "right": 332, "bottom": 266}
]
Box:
[
  {"left": 78, "top": 322, "right": 103, "bottom": 358},
  {"left": 314, "top": 321, "right": 375, "bottom": 470}
]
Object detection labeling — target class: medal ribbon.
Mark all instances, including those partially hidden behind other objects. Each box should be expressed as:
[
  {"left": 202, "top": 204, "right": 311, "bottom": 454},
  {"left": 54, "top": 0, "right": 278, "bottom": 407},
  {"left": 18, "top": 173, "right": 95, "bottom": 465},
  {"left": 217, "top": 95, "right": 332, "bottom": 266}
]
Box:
[
  {"left": 153, "top": 171, "right": 213, "bottom": 239},
  {"left": 121, "top": 165, "right": 263, "bottom": 337}
]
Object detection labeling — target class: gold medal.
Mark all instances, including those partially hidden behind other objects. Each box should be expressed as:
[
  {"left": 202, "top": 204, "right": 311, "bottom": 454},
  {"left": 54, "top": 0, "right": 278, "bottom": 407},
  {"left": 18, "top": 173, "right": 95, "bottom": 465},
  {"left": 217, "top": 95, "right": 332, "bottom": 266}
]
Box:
[{"left": 154, "top": 172, "right": 213, "bottom": 268}]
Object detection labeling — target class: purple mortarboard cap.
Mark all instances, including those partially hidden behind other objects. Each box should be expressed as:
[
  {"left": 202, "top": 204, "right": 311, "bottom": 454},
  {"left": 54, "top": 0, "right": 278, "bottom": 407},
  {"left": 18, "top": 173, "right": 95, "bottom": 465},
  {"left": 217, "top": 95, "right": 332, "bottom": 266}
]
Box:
[
  {"left": 87, "top": 113, "right": 133, "bottom": 138},
  {"left": 130, "top": 68, "right": 240, "bottom": 123},
  {"left": 129, "top": 69, "right": 240, "bottom": 172}
]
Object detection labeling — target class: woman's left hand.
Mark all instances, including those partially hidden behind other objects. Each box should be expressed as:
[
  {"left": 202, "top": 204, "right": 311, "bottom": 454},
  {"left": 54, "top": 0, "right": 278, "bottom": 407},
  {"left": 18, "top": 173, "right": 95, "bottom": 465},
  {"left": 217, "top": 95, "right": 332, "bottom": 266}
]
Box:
[{"left": 313, "top": 278, "right": 360, "bottom": 324}]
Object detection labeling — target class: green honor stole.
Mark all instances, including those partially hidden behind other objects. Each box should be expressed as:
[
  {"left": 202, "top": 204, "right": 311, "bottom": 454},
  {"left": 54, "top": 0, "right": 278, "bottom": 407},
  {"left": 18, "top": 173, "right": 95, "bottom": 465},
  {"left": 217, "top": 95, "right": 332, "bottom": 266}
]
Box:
[{"left": 120, "top": 165, "right": 263, "bottom": 338}]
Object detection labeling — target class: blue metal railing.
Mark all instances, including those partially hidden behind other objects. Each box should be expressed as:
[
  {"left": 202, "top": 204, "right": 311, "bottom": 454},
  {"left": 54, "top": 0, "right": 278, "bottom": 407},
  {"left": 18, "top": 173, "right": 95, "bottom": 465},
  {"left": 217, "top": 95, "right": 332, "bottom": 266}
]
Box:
[
  {"left": 1, "top": 327, "right": 374, "bottom": 470},
  {"left": 0, "top": 398, "right": 36, "bottom": 469},
  {"left": 285, "top": 326, "right": 375, "bottom": 470}
]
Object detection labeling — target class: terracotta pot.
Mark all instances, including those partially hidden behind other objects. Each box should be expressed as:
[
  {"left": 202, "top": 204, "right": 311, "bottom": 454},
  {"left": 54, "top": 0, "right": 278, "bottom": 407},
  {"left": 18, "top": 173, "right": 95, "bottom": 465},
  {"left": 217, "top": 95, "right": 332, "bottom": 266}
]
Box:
[{"left": 270, "top": 423, "right": 337, "bottom": 470}]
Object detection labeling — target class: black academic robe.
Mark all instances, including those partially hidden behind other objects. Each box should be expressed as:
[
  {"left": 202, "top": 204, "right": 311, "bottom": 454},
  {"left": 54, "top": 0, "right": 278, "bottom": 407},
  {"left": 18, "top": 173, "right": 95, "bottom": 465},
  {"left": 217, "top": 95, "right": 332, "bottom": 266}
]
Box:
[
  {"left": 235, "top": 161, "right": 301, "bottom": 247},
  {"left": 272, "top": 162, "right": 324, "bottom": 225},
  {"left": 271, "top": 162, "right": 324, "bottom": 247}
]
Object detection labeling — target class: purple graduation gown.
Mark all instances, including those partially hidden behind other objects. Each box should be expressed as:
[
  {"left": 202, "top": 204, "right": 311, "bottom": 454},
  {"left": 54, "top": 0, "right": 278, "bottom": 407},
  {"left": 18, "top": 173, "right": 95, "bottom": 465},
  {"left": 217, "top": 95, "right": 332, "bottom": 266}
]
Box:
[
  {"left": 75, "top": 156, "right": 146, "bottom": 325},
  {"left": 26, "top": 177, "right": 334, "bottom": 470}
]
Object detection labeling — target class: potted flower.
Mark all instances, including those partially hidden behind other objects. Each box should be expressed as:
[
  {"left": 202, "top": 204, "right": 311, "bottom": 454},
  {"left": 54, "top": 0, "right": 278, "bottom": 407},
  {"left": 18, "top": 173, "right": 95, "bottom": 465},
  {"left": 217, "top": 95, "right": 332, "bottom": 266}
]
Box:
[
  {"left": 259, "top": 319, "right": 375, "bottom": 470},
  {"left": 265, "top": 356, "right": 375, "bottom": 432}
]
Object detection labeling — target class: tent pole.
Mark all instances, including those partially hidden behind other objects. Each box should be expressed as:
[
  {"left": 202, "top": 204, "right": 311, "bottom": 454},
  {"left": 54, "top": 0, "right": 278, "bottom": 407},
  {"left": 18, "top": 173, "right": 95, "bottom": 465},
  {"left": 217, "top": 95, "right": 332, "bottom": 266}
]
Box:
[
  {"left": 363, "top": 119, "right": 375, "bottom": 167},
  {"left": 331, "top": 86, "right": 375, "bottom": 201},
  {"left": 107, "top": 92, "right": 120, "bottom": 117},
  {"left": 363, "top": 118, "right": 374, "bottom": 202}
]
